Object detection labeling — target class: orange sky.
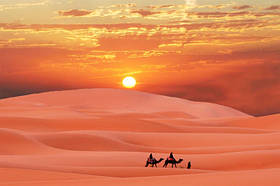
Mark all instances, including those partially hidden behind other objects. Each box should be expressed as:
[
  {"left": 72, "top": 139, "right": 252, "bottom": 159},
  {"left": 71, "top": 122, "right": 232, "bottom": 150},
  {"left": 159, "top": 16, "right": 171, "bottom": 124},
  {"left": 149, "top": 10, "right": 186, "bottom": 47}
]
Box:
[{"left": 0, "top": 0, "right": 280, "bottom": 116}]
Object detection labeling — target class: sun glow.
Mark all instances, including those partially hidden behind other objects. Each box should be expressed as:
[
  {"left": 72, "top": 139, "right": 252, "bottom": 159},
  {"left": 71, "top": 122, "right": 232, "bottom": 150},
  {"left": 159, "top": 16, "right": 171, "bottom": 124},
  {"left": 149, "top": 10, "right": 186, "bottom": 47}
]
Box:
[{"left": 122, "top": 76, "right": 136, "bottom": 88}]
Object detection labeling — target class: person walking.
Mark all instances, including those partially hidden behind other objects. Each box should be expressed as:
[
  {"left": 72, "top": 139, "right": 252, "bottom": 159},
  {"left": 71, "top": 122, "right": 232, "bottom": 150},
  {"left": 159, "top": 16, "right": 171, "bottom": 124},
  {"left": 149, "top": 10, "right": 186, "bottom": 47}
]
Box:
[{"left": 187, "top": 161, "right": 191, "bottom": 169}]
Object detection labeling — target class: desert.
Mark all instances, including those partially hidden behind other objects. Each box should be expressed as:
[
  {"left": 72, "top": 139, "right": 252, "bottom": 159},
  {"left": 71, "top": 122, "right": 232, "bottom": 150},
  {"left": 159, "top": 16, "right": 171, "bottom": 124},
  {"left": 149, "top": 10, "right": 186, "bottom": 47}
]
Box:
[{"left": 0, "top": 88, "right": 279, "bottom": 185}]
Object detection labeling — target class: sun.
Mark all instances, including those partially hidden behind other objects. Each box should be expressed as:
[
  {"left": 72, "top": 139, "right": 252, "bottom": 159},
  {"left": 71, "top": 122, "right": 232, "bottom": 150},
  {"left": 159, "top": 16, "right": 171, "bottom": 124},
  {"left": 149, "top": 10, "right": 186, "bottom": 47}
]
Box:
[{"left": 122, "top": 76, "right": 136, "bottom": 88}]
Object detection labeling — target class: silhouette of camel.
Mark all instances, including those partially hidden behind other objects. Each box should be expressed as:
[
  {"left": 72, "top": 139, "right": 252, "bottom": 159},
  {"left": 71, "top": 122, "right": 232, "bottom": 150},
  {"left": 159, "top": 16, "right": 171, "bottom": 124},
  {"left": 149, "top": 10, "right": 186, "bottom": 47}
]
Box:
[
  {"left": 145, "top": 158, "right": 164, "bottom": 167},
  {"left": 163, "top": 158, "right": 183, "bottom": 168}
]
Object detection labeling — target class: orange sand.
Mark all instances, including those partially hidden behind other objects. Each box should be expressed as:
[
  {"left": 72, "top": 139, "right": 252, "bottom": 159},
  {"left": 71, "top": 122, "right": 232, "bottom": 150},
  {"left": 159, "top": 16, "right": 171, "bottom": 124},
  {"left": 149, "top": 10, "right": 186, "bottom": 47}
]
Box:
[{"left": 0, "top": 88, "right": 279, "bottom": 185}]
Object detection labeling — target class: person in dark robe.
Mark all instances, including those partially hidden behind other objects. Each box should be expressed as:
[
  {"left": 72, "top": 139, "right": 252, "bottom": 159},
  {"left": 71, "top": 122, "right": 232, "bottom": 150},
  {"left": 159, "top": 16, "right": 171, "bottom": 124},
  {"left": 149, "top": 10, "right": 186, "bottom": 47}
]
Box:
[
  {"left": 148, "top": 153, "right": 154, "bottom": 163},
  {"left": 187, "top": 161, "right": 191, "bottom": 169},
  {"left": 169, "top": 152, "right": 175, "bottom": 161}
]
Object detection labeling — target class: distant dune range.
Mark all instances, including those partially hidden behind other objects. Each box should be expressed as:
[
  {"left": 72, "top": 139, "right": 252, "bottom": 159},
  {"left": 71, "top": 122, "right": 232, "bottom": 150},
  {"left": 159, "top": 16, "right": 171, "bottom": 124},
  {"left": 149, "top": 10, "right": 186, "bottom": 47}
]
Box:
[{"left": 0, "top": 88, "right": 279, "bottom": 186}]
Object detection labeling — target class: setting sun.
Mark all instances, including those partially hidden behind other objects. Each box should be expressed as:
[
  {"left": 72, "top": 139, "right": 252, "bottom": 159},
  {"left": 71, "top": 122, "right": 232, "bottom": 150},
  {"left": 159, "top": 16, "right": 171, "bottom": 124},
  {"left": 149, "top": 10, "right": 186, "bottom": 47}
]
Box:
[{"left": 122, "top": 76, "right": 136, "bottom": 88}]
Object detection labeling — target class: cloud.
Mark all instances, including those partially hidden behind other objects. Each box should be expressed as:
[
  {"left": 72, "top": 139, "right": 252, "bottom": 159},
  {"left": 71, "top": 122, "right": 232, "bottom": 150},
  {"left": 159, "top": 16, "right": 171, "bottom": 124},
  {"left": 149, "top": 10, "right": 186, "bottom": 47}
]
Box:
[
  {"left": 131, "top": 9, "right": 160, "bottom": 17},
  {"left": 186, "top": 11, "right": 250, "bottom": 18},
  {"left": 143, "top": 59, "right": 280, "bottom": 116},
  {"left": 146, "top": 5, "right": 177, "bottom": 9},
  {"left": 0, "top": 18, "right": 277, "bottom": 51},
  {"left": 53, "top": 4, "right": 280, "bottom": 22},
  {"left": 0, "top": 0, "right": 49, "bottom": 11},
  {"left": 58, "top": 9, "right": 92, "bottom": 17},
  {"left": 264, "top": 5, "right": 280, "bottom": 11},
  {"left": 232, "top": 5, "right": 252, "bottom": 10},
  {"left": 185, "top": 0, "right": 196, "bottom": 6}
]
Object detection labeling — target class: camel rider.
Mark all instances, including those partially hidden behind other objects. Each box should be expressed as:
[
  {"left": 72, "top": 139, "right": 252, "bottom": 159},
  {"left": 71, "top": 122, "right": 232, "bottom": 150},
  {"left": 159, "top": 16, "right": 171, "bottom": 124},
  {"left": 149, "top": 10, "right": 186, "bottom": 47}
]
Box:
[
  {"left": 168, "top": 152, "right": 175, "bottom": 161},
  {"left": 148, "top": 153, "right": 154, "bottom": 163}
]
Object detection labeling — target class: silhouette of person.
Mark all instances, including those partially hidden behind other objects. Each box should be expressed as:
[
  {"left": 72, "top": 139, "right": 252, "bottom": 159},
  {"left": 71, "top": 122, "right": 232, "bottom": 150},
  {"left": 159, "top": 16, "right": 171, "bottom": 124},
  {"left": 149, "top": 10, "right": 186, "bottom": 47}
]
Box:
[
  {"left": 187, "top": 161, "right": 191, "bottom": 169},
  {"left": 148, "top": 153, "right": 154, "bottom": 162},
  {"left": 169, "top": 152, "right": 175, "bottom": 160}
]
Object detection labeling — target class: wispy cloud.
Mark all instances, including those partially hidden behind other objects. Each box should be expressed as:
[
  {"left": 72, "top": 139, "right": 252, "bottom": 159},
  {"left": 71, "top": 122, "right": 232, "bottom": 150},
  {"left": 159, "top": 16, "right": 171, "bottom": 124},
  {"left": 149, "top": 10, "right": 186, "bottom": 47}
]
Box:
[
  {"left": 232, "top": 5, "right": 252, "bottom": 10},
  {"left": 0, "top": 0, "right": 49, "bottom": 11},
  {"left": 264, "top": 5, "right": 280, "bottom": 11},
  {"left": 131, "top": 9, "right": 160, "bottom": 17},
  {"left": 58, "top": 9, "right": 92, "bottom": 17}
]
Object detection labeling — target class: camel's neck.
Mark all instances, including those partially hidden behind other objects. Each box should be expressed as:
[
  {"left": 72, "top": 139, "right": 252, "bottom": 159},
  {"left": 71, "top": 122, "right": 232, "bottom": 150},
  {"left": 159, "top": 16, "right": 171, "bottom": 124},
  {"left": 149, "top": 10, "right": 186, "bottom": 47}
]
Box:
[{"left": 157, "top": 159, "right": 163, "bottom": 163}]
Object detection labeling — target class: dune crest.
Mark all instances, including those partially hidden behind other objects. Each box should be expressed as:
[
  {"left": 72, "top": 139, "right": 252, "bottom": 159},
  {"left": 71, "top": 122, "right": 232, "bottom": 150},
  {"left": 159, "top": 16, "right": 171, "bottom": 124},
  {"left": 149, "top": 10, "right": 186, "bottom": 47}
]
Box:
[{"left": 0, "top": 88, "right": 251, "bottom": 119}]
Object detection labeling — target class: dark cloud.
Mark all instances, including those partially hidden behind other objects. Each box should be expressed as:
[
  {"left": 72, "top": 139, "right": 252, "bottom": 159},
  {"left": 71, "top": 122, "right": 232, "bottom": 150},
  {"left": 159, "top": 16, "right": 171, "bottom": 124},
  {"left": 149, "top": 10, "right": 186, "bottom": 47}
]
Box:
[
  {"left": 232, "top": 5, "right": 252, "bottom": 10},
  {"left": 264, "top": 5, "right": 280, "bottom": 10},
  {"left": 58, "top": 9, "right": 92, "bottom": 17},
  {"left": 153, "top": 61, "right": 280, "bottom": 116},
  {"left": 137, "top": 46, "right": 280, "bottom": 117},
  {"left": 131, "top": 9, "right": 160, "bottom": 17},
  {"left": 0, "top": 87, "right": 62, "bottom": 100}
]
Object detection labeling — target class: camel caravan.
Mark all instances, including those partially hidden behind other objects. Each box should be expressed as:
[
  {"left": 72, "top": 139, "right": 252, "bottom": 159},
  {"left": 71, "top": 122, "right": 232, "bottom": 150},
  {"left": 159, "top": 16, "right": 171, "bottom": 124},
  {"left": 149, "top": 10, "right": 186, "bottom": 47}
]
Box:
[{"left": 145, "top": 152, "right": 191, "bottom": 169}]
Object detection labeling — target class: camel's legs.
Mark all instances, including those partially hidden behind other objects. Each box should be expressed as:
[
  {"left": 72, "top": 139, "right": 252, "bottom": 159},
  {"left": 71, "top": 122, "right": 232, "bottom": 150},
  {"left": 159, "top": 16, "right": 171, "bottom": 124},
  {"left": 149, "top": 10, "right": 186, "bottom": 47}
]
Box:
[
  {"left": 145, "top": 162, "right": 149, "bottom": 167},
  {"left": 155, "top": 164, "right": 157, "bottom": 168}
]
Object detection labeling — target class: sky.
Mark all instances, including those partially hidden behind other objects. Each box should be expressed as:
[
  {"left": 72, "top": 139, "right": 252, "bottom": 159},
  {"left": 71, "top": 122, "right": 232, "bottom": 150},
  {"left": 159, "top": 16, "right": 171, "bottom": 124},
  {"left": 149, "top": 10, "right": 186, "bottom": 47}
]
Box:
[{"left": 0, "top": 0, "right": 280, "bottom": 116}]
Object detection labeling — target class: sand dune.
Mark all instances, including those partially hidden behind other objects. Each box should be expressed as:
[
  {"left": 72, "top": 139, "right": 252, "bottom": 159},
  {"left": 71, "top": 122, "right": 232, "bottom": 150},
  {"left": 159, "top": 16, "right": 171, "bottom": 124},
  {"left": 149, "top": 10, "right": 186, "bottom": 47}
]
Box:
[
  {"left": 0, "top": 88, "right": 250, "bottom": 119},
  {"left": 0, "top": 129, "right": 59, "bottom": 155},
  {"left": 0, "top": 88, "right": 279, "bottom": 186},
  {"left": 223, "top": 114, "right": 280, "bottom": 130},
  {"left": 2, "top": 169, "right": 278, "bottom": 186}
]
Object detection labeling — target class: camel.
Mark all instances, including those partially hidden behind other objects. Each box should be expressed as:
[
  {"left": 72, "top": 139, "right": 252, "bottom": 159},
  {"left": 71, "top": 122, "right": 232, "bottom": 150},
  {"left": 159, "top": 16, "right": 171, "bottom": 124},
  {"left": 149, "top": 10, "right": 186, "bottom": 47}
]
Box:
[
  {"left": 163, "top": 158, "right": 183, "bottom": 168},
  {"left": 145, "top": 158, "right": 164, "bottom": 168}
]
